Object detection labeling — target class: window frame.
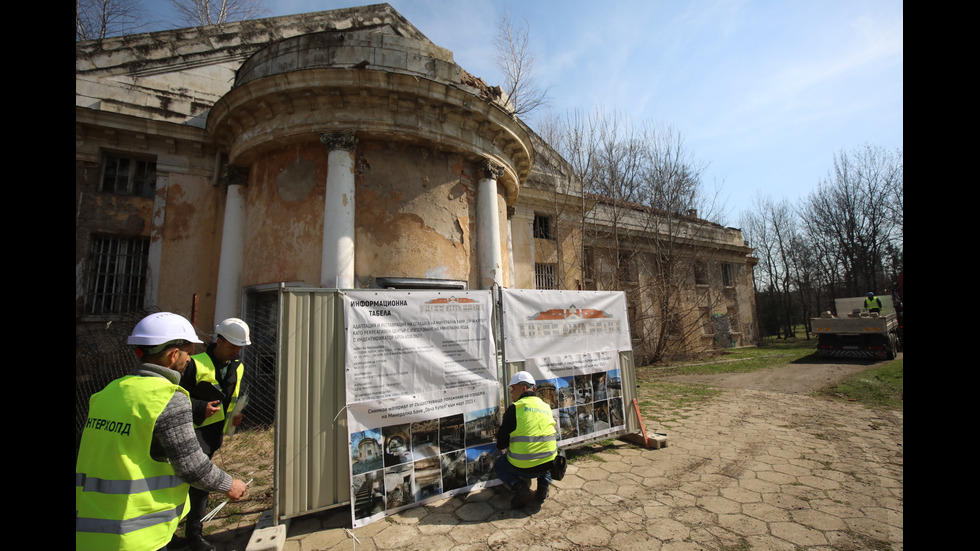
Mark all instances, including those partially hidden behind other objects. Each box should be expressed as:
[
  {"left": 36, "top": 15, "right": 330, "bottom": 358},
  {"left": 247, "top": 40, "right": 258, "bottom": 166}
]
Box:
[
  {"left": 99, "top": 151, "right": 157, "bottom": 198},
  {"left": 533, "top": 213, "right": 554, "bottom": 240}
]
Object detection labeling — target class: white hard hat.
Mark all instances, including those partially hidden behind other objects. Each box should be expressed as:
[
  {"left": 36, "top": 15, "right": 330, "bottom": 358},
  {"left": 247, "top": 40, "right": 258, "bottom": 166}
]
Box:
[
  {"left": 127, "top": 312, "right": 203, "bottom": 346},
  {"left": 216, "top": 317, "right": 251, "bottom": 346},
  {"left": 508, "top": 371, "right": 536, "bottom": 387}
]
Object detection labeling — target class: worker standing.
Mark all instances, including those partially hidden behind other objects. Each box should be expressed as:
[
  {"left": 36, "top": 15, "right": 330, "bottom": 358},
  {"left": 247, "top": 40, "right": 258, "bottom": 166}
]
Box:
[
  {"left": 865, "top": 292, "right": 883, "bottom": 314},
  {"left": 494, "top": 371, "right": 559, "bottom": 509},
  {"left": 76, "top": 312, "right": 247, "bottom": 551},
  {"left": 179, "top": 318, "right": 251, "bottom": 551}
]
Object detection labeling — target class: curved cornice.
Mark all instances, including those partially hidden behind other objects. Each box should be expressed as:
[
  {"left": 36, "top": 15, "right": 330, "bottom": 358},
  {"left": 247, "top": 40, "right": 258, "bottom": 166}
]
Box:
[{"left": 207, "top": 67, "right": 532, "bottom": 204}]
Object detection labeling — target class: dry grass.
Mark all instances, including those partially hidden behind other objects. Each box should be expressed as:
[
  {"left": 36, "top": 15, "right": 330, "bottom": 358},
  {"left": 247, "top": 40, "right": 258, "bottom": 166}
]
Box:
[{"left": 177, "top": 426, "right": 276, "bottom": 537}]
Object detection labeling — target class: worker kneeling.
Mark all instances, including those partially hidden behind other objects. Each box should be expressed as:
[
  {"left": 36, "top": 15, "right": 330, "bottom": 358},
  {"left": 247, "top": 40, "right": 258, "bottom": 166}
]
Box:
[{"left": 494, "top": 371, "right": 559, "bottom": 509}]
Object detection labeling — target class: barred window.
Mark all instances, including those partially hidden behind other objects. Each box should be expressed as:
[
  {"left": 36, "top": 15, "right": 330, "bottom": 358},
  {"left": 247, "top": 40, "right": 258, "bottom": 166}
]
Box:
[
  {"left": 100, "top": 152, "right": 157, "bottom": 198},
  {"left": 86, "top": 236, "right": 149, "bottom": 315},
  {"left": 535, "top": 263, "right": 557, "bottom": 290},
  {"left": 533, "top": 214, "right": 553, "bottom": 240}
]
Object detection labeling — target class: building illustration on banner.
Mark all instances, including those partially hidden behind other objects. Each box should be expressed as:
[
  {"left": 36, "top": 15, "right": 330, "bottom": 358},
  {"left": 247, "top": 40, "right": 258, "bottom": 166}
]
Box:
[{"left": 518, "top": 305, "right": 621, "bottom": 339}]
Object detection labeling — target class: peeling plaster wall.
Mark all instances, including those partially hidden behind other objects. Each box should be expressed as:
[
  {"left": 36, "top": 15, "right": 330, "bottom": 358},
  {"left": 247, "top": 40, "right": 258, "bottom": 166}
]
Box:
[
  {"left": 242, "top": 142, "right": 328, "bottom": 288},
  {"left": 235, "top": 138, "right": 509, "bottom": 291},
  {"left": 75, "top": 158, "right": 155, "bottom": 315},
  {"left": 154, "top": 171, "right": 223, "bottom": 329},
  {"left": 354, "top": 140, "right": 478, "bottom": 288}
]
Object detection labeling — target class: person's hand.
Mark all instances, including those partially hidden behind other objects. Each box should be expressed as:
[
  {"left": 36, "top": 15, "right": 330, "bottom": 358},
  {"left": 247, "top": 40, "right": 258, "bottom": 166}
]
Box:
[
  {"left": 232, "top": 414, "right": 244, "bottom": 427},
  {"left": 226, "top": 479, "right": 247, "bottom": 501},
  {"left": 205, "top": 400, "right": 221, "bottom": 418}
]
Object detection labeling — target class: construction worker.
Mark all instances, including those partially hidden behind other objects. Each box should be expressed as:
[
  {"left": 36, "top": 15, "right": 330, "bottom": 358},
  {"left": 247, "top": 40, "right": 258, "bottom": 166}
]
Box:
[
  {"left": 76, "top": 312, "right": 247, "bottom": 551},
  {"left": 494, "top": 371, "right": 559, "bottom": 509},
  {"left": 865, "top": 292, "right": 883, "bottom": 314},
  {"left": 179, "top": 318, "right": 251, "bottom": 551}
]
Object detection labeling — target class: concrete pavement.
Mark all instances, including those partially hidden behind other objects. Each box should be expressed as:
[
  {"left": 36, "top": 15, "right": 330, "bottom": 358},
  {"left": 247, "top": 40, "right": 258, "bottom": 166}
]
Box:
[{"left": 253, "top": 386, "right": 902, "bottom": 550}]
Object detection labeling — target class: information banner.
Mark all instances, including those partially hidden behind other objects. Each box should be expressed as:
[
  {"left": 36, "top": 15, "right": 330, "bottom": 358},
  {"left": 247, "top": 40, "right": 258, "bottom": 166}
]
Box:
[
  {"left": 500, "top": 289, "right": 631, "bottom": 363},
  {"left": 343, "top": 291, "right": 502, "bottom": 528},
  {"left": 526, "top": 351, "right": 626, "bottom": 447}
]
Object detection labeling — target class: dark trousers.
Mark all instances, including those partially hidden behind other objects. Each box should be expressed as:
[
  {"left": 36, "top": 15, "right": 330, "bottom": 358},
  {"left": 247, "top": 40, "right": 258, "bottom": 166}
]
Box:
[
  {"left": 186, "top": 485, "right": 210, "bottom": 537},
  {"left": 493, "top": 453, "right": 552, "bottom": 490}
]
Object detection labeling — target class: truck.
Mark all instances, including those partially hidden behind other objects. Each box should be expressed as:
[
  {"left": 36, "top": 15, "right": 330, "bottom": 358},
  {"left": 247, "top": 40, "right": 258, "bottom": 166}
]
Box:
[{"left": 812, "top": 296, "right": 900, "bottom": 360}]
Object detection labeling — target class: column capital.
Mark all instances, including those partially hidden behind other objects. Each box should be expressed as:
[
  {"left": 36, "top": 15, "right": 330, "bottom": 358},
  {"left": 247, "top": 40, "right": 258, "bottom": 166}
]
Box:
[
  {"left": 320, "top": 130, "right": 357, "bottom": 151},
  {"left": 222, "top": 165, "right": 250, "bottom": 187},
  {"left": 481, "top": 159, "right": 503, "bottom": 180}
]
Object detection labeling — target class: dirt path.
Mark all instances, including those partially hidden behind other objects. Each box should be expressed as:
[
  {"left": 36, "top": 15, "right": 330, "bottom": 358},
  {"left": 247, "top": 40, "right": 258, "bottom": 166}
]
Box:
[{"left": 655, "top": 352, "right": 902, "bottom": 394}]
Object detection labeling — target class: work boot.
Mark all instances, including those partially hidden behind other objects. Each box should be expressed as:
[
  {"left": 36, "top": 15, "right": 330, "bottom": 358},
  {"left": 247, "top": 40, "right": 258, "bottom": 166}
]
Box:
[
  {"left": 535, "top": 483, "right": 549, "bottom": 501},
  {"left": 188, "top": 534, "right": 216, "bottom": 551},
  {"left": 510, "top": 481, "right": 533, "bottom": 509}
]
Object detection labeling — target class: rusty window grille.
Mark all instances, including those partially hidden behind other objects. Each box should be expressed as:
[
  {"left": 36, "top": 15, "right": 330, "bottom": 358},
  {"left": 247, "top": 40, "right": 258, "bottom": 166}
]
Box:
[
  {"left": 535, "top": 263, "right": 557, "bottom": 290},
  {"left": 86, "top": 236, "right": 149, "bottom": 315}
]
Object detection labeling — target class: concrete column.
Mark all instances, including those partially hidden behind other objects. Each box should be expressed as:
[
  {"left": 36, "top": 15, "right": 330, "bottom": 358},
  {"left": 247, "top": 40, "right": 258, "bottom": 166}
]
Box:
[
  {"left": 145, "top": 174, "right": 168, "bottom": 309},
  {"left": 214, "top": 165, "right": 249, "bottom": 322},
  {"left": 478, "top": 160, "right": 504, "bottom": 289},
  {"left": 320, "top": 131, "right": 357, "bottom": 289}
]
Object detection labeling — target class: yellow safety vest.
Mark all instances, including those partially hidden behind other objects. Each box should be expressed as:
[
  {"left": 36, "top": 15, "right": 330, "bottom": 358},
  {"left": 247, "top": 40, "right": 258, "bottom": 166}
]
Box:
[
  {"left": 191, "top": 352, "right": 243, "bottom": 432},
  {"left": 507, "top": 396, "right": 558, "bottom": 469},
  {"left": 75, "top": 375, "right": 191, "bottom": 551},
  {"left": 865, "top": 296, "right": 882, "bottom": 311}
]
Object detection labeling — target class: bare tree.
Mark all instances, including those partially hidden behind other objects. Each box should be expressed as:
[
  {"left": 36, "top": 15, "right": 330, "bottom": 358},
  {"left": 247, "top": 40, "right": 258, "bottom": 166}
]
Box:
[
  {"left": 76, "top": 0, "right": 145, "bottom": 40},
  {"left": 493, "top": 11, "right": 550, "bottom": 118},
  {"left": 169, "top": 0, "right": 266, "bottom": 27},
  {"left": 741, "top": 195, "right": 798, "bottom": 338},
  {"left": 548, "top": 109, "right": 730, "bottom": 362},
  {"left": 801, "top": 144, "right": 902, "bottom": 296},
  {"left": 744, "top": 143, "right": 902, "bottom": 337}
]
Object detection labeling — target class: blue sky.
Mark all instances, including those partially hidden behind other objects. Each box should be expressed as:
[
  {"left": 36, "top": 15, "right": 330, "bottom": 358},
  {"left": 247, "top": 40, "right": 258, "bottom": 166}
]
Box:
[{"left": 149, "top": 0, "right": 903, "bottom": 226}]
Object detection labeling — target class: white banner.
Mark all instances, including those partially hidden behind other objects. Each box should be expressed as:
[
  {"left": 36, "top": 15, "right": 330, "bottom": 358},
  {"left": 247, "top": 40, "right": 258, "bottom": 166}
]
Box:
[
  {"left": 342, "top": 291, "right": 502, "bottom": 528},
  {"left": 526, "top": 351, "right": 627, "bottom": 447},
  {"left": 344, "top": 291, "right": 497, "bottom": 403},
  {"left": 501, "top": 289, "right": 631, "bottom": 362}
]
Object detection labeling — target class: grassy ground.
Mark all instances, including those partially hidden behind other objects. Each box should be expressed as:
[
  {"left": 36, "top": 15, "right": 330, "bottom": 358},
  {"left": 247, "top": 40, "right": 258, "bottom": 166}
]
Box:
[
  {"left": 653, "top": 338, "right": 820, "bottom": 375},
  {"left": 814, "top": 357, "right": 904, "bottom": 410},
  {"left": 635, "top": 339, "right": 903, "bottom": 428}
]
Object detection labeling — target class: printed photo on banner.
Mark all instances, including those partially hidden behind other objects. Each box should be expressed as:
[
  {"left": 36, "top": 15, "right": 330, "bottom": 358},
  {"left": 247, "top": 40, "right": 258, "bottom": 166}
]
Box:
[
  {"left": 347, "top": 399, "right": 503, "bottom": 527},
  {"left": 342, "top": 290, "right": 501, "bottom": 528},
  {"left": 526, "top": 351, "right": 626, "bottom": 446}
]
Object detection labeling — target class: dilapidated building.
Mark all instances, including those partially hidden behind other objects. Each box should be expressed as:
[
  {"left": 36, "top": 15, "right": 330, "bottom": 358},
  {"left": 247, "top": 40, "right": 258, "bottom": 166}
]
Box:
[{"left": 75, "top": 3, "right": 757, "bottom": 366}]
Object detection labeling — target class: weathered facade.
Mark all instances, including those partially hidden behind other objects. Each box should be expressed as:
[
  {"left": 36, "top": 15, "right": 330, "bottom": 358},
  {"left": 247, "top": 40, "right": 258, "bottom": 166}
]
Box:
[{"left": 75, "top": 4, "right": 757, "bottom": 361}]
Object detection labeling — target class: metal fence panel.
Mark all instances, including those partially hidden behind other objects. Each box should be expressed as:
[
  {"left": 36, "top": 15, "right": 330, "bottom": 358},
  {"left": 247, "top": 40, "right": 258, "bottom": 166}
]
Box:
[{"left": 276, "top": 289, "right": 349, "bottom": 521}]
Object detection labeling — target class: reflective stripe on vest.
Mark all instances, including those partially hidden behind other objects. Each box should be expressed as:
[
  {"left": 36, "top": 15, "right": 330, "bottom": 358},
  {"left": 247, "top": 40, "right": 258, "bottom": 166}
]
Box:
[
  {"left": 76, "top": 375, "right": 190, "bottom": 551},
  {"left": 191, "top": 352, "right": 243, "bottom": 432},
  {"left": 507, "top": 396, "right": 558, "bottom": 468}
]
